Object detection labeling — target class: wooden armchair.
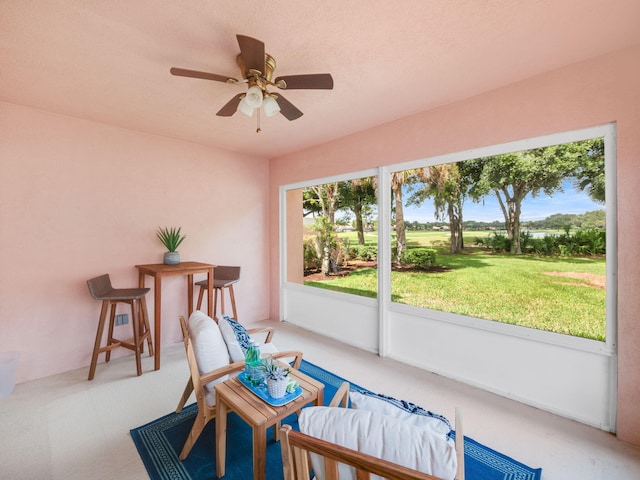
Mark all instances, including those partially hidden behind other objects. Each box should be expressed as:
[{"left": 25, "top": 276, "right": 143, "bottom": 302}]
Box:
[
  {"left": 280, "top": 382, "right": 465, "bottom": 480},
  {"left": 280, "top": 425, "right": 442, "bottom": 480},
  {"left": 175, "top": 318, "right": 297, "bottom": 412},
  {"left": 176, "top": 314, "right": 303, "bottom": 460}
]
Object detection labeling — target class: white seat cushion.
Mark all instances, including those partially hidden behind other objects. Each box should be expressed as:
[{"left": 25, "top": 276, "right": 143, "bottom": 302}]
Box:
[
  {"left": 258, "top": 342, "right": 279, "bottom": 356},
  {"left": 299, "top": 406, "right": 457, "bottom": 480},
  {"left": 260, "top": 342, "right": 299, "bottom": 368},
  {"left": 188, "top": 310, "right": 230, "bottom": 406}
]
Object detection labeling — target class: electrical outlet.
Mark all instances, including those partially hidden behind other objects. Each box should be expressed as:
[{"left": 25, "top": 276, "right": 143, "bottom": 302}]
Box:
[{"left": 115, "top": 313, "right": 129, "bottom": 326}]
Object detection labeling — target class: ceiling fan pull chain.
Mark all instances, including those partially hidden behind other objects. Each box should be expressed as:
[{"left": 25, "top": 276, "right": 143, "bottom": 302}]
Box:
[{"left": 256, "top": 108, "right": 261, "bottom": 133}]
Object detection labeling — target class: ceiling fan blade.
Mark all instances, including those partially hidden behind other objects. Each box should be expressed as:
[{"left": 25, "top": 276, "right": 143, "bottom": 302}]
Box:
[
  {"left": 275, "top": 94, "right": 303, "bottom": 121},
  {"left": 216, "top": 93, "right": 244, "bottom": 116},
  {"left": 170, "top": 67, "right": 237, "bottom": 83},
  {"left": 275, "top": 73, "right": 334, "bottom": 90},
  {"left": 236, "top": 34, "right": 265, "bottom": 74}
]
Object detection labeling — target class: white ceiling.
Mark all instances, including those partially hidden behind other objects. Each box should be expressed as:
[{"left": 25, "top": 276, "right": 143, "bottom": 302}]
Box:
[{"left": 2, "top": 1, "right": 639, "bottom": 158}]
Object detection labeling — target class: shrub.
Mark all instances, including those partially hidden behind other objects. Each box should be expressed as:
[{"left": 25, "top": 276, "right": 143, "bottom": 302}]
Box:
[
  {"left": 400, "top": 248, "right": 437, "bottom": 270},
  {"left": 573, "top": 229, "right": 606, "bottom": 256},
  {"left": 303, "top": 237, "right": 320, "bottom": 272},
  {"left": 478, "top": 229, "right": 606, "bottom": 257},
  {"left": 519, "top": 231, "right": 533, "bottom": 252},
  {"left": 528, "top": 236, "right": 557, "bottom": 256},
  {"left": 475, "top": 232, "right": 512, "bottom": 253},
  {"left": 349, "top": 244, "right": 378, "bottom": 261},
  {"left": 339, "top": 238, "right": 353, "bottom": 261}
]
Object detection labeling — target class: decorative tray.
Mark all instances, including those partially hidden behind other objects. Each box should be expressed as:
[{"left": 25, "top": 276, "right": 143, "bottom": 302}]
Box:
[{"left": 238, "top": 372, "right": 303, "bottom": 406}]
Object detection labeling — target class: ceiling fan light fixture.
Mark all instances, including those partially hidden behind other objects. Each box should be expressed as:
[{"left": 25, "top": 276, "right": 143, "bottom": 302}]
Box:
[
  {"left": 244, "top": 85, "right": 263, "bottom": 109},
  {"left": 262, "top": 94, "right": 281, "bottom": 117},
  {"left": 236, "top": 96, "right": 254, "bottom": 117}
]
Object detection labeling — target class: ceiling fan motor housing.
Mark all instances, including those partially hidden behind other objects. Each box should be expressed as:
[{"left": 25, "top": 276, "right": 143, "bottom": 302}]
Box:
[{"left": 236, "top": 53, "right": 282, "bottom": 91}]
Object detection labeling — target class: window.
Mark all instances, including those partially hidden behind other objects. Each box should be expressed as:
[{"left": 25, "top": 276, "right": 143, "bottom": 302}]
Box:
[
  {"left": 390, "top": 137, "right": 607, "bottom": 341},
  {"left": 282, "top": 124, "right": 615, "bottom": 346},
  {"left": 280, "top": 124, "right": 617, "bottom": 431},
  {"left": 287, "top": 176, "right": 379, "bottom": 298}
]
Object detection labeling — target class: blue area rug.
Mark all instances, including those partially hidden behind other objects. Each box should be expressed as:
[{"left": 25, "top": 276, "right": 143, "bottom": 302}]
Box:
[{"left": 131, "top": 360, "right": 542, "bottom": 480}]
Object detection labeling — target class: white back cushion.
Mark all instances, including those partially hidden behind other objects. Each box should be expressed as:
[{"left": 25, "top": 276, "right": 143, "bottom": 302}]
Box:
[
  {"left": 188, "top": 311, "right": 230, "bottom": 406},
  {"left": 299, "top": 407, "right": 457, "bottom": 480},
  {"left": 349, "top": 390, "right": 451, "bottom": 437},
  {"left": 218, "top": 315, "right": 245, "bottom": 362},
  {"left": 218, "top": 315, "right": 281, "bottom": 362}
]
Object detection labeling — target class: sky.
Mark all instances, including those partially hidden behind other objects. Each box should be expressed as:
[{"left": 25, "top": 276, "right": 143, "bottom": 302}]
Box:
[{"left": 403, "top": 179, "right": 604, "bottom": 224}]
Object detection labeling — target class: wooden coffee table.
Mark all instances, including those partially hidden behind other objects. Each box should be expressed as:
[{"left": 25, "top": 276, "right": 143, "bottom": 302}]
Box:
[{"left": 214, "top": 368, "right": 324, "bottom": 480}]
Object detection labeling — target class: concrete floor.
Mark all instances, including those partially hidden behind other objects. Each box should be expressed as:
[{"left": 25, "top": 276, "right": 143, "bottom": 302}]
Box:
[{"left": 1, "top": 319, "right": 639, "bottom": 479}]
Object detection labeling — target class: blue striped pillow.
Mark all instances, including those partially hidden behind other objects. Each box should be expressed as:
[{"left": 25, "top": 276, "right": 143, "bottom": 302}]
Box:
[{"left": 221, "top": 315, "right": 251, "bottom": 353}]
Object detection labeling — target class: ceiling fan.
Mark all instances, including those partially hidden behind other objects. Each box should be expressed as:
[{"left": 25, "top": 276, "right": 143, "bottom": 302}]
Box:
[{"left": 170, "top": 34, "right": 333, "bottom": 129}]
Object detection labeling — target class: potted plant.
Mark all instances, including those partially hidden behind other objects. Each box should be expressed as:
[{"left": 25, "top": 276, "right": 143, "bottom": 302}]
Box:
[
  {"left": 261, "top": 356, "right": 290, "bottom": 398},
  {"left": 156, "top": 226, "right": 186, "bottom": 265}
]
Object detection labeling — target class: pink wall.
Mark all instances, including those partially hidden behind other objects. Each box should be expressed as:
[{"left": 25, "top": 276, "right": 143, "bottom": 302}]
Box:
[
  {"left": 0, "top": 103, "right": 271, "bottom": 382},
  {"left": 268, "top": 45, "right": 640, "bottom": 444},
  {"left": 2, "top": 43, "right": 638, "bottom": 443}
]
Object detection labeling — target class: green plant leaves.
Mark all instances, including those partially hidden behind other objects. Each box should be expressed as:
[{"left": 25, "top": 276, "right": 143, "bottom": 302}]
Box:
[{"left": 156, "top": 226, "right": 186, "bottom": 252}]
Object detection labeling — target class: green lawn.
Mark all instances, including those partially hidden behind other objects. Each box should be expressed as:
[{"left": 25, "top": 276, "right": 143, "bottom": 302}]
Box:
[{"left": 305, "top": 231, "right": 606, "bottom": 341}]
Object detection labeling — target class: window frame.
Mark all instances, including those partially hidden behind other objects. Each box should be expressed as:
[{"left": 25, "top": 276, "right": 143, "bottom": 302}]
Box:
[{"left": 280, "top": 123, "right": 617, "bottom": 356}]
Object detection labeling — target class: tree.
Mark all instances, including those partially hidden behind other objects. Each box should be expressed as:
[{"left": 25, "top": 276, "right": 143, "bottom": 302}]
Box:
[
  {"left": 466, "top": 141, "right": 594, "bottom": 254},
  {"left": 407, "top": 163, "right": 465, "bottom": 253},
  {"left": 581, "top": 209, "right": 606, "bottom": 229},
  {"left": 338, "top": 177, "right": 377, "bottom": 245},
  {"left": 542, "top": 213, "right": 577, "bottom": 230},
  {"left": 573, "top": 138, "right": 605, "bottom": 204},
  {"left": 391, "top": 169, "right": 425, "bottom": 261},
  {"left": 309, "top": 182, "right": 340, "bottom": 223},
  {"left": 303, "top": 182, "right": 341, "bottom": 275},
  {"left": 302, "top": 188, "right": 323, "bottom": 217},
  {"left": 310, "top": 216, "right": 338, "bottom": 275}
]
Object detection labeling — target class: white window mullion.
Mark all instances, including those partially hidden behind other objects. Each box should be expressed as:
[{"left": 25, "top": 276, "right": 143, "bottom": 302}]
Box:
[
  {"left": 378, "top": 166, "right": 392, "bottom": 357},
  {"left": 279, "top": 185, "right": 287, "bottom": 321},
  {"left": 604, "top": 122, "right": 618, "bottom": 432}
]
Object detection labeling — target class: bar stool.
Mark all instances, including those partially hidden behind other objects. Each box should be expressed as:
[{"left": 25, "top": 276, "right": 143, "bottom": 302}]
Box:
[
  {"left": 86, "top": 274, "right": 154, "bottom": 380},
  {"left": 195, "top": 265, "right": 241, "bottom": 320}
]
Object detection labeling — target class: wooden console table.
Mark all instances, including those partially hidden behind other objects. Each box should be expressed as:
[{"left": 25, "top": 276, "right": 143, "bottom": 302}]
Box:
[{"left": 136, "top": 261, "right": 214, "bottom": 370}]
